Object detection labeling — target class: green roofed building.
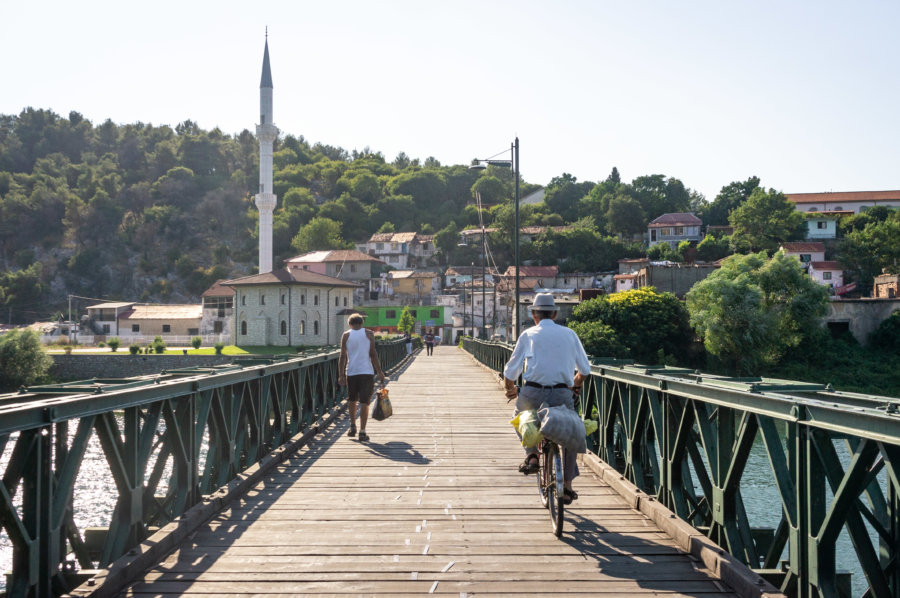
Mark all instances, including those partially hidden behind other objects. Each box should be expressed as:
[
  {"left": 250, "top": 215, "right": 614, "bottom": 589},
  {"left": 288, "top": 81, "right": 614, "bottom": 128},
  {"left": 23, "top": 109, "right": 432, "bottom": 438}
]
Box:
[{"left": 354, "top": 305, "right": 450, "bottom": 343}]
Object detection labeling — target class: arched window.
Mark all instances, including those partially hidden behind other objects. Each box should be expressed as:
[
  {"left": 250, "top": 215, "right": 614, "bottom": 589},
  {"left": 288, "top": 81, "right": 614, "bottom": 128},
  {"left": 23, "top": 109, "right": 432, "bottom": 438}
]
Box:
[
  {"left": 280, "top": 320, "right": 287, "bottom": 335},
  {"left": 314, "top": 294, "right": 319, "bottom": 306},
  {"left": 241, "top": 295, "right": 246, "bottom": 306},
  {"left": 241, "top": 321, "right": 247, "bottom": 335},
  {"left": 301, "top": 294, "right": 306, "bottom": 305},
  {"left": 299, "top": 320, "right": 305, "bottom": 335},
  {"left": 314, "top": 320, "right": 320, "bottom": 335},
  {"left": 281, "top": 293, "right": 286, "bottom": 305}
]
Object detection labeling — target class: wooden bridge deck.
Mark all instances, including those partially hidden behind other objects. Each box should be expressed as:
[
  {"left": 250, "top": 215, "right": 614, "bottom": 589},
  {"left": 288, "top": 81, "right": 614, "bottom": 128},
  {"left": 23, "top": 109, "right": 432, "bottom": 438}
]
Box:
[{"left": 115, "top": 346, "right": 746, "bottom": 597}]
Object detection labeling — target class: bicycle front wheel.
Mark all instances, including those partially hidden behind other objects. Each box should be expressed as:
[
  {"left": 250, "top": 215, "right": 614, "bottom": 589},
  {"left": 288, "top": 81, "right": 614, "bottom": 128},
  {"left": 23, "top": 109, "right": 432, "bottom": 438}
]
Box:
[
  {"left": 537, "top": 445, "right": 549, "bottom": 508},
  {"left": 546, "top": 443, "right": 564, "bottom": 537}
]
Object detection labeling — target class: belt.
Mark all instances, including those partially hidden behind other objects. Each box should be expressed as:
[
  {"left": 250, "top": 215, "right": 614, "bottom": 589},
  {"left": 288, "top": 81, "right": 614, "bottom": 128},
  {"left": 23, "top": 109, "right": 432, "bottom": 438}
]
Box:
[{"left": 524, "top": 381, "right": 568, "bottom": 389}]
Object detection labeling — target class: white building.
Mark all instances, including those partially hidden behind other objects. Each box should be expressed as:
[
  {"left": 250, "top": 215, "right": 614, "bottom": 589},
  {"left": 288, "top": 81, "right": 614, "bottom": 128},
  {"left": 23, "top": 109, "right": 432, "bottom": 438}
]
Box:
[{"left": 787, "top": 190, "right": 900, "bottom": 215}]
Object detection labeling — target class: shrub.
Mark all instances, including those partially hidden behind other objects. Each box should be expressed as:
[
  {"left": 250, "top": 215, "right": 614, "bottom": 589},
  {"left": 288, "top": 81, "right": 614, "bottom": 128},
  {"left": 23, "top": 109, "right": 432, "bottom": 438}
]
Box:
[
  {"left": 191, "top": 336, "right": 202, "bottom": 350},
  {"left": 98, "top": 342, "right": 106, "bottom": 348},
  {"left": 64, "top": 345, "right": 73, "bottom": 355},
  {"left": 0, "top": 329, "right": 53, "bottom": 391},
  {"left": 214, "top": 342, "right": 225, "bottom": 355},
  {"left": 108, "top": 337, "right": 121, "bottom": 352},
  {"left": 152, "top": 335, "right": 166, "bottom": 354},
  {"left": 869, "top": 311, "right": 900, "bottom": 352},
  {"left": 129, "top": 344, "right": 141, "bottom": 355},
  {"left": 57, "top": 336, "right": 69, "bottom": 346}
]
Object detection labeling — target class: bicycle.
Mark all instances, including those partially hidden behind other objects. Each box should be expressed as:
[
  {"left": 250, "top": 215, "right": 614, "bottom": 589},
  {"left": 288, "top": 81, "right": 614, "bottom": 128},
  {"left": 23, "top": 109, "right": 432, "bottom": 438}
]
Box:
[{"left": 536, "top": 435, "right": 566, "bottom": 537}]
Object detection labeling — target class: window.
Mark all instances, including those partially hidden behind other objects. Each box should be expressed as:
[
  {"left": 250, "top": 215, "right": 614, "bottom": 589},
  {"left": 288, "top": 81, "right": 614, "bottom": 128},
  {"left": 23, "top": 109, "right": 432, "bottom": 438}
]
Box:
[
  {"left": 132, "top": 324, "right": 140, "bottom": 333},
  {"left": 314, "top": 320, "right": 319, "bottom": 335},
  {"left": 301, "top": 294, "right": 306, "bottom": 305},
  {"left": 391, "top": 242, "right": 398, "bottom": 250},
  {"left": 102, "top": 324, "right": 110, "bottom": 333},
  {"left": 314, "top": 294, "right": 319, "bottom": 306},
  {"left": 674, "top": 227, "right": 684, "bottom": 236},
  {"left": 280, "top": 320, "right": 287, "bottom": 335},
  {"left": 162, "top": 325, "right": 171, "bottom": 333},
  {"left": 217, "top": 308, "right": 225, "bottom": 318},
  {"left": 241, "top": 321, "right": 247, "bottom": 335},
  {"left": 350, "top": 264, "right": 357, "bottom": 272},
  {"left": 242, "top": 295, "right": 246, "bottom": 306},
  {"left": 343, "top": 297, "right": 347, "bottom": 306},
  {"left": 650, "top": 230, "right": 657, "bottom": 242},
  {"left": 817, "top": 222, "right": 827, "bottom": 229},
  {"left": 260, "top": 294, "right": 266, "bottom": 305},
  {"left": 823, "top": 271, "right": 832, "bottom": 280},
  {"left": 188, "top": 328, "right": 198, "bottom": 336},
  {"left": 833, "top": 206, "right": 842, "bottom": 211},
  {"left": 335, "top": 296, "right": 340, "bottom": 306},
  {"left": 800, "top": 254, "right": 811, "bottom": 263},
  {"left": 214, "top": 321, "right": 223, "bottom": 333},
  {"left": 430, "top": 310, "right": 439, "bottom": 318},
  {"left": 376, "top": 243, "right": 384, "bottom": 250},
  {"left": 299, "top": 320, "right": 305, "bottom": 335},
  {"left": 386, "top": 310, "right": 396, "bottom": 319},
  {"left": 281, "top": 293, "right": 286, "bottom": 305},
  {"left": 808, "top": 207, "right": 818, "bottom": 212}
]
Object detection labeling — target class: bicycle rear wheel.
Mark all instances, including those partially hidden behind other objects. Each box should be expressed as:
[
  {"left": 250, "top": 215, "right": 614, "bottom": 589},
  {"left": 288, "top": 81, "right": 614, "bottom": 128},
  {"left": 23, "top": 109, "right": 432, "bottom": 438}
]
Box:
[
  {"left": 537, "top": 444, "right": 549, "bottom": 508},
  {"left": 546, "top": 443, "right": 565, "bottom": 537}
]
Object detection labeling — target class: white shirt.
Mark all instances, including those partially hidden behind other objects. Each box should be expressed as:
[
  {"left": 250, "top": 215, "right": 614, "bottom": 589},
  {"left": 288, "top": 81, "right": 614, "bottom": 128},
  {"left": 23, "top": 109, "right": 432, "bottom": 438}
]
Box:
[
  {"left": 345, "top": 328, "right": 375, "bottom": 376},
  {"left": 503, "top": 319, "right": 591, "bottom": 386}
]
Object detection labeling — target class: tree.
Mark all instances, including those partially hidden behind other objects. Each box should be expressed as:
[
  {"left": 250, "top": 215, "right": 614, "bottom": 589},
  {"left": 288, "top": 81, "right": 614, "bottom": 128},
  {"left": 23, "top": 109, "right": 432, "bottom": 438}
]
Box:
[
  {"left": 686, "top": 252, "right": 830, "bottom": 374},
  {"left": 543, "top": 173, "right": 594, "bottom": 222},
  {"left": 647, "top": 242, "right": 682, "bottom": 262},
  {"left": 630, "top": 174, "right": 691, "bottom": 219},
  {"left": 568, "top": 287, "right": 693, "bottom": 364},
  {"left": 290, "top": 217, "right": 349, "bottom": 254},
  {"left": 397, "top": 306, "right": 416, "bottom": 334},
  {"left": 0, "top": 329, "right": 53, "bottom": 391},
  {"left": 695, "top": 234, "right": 732, "bottom": 262},
  {"left": 839, "top": 213, "right": 900, "bottom": 293},
  {"left": 703, "top": 176, "right": 760, "bottom": 226},
  {"left": 604, "top": 194, "right": 646, "bottom": 237},
  {"left": 470, "top": 175, "right": 506, "bottom": 205},
  {"left": 729, "top": 188, "right": 804, "bottom": 253}
]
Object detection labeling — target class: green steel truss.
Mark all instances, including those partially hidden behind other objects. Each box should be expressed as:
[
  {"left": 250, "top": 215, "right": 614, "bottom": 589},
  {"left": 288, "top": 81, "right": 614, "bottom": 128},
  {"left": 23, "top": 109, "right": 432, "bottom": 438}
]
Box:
[
  {"left": 0, "top": 340, "right": 406, "bottom": 597},
  {"left": 464, "top": 338, "right": 900, "bottom": 598}
]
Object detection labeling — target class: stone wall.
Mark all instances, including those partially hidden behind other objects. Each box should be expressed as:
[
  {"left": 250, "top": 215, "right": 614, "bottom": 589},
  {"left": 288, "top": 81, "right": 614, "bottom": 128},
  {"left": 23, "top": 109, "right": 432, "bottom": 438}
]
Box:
[
  {"left": 51, "top": 354, "right": 236, "bottom": 381},
  {"left": 825, "top": 298, "right": 900, "bottom": 345}
]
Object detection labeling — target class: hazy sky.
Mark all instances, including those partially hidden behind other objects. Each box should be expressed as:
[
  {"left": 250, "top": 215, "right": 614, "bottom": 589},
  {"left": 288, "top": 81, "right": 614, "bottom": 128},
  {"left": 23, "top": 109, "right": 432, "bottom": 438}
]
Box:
[{"left": 2, "top": 0, "right": 898, "bottom": 200}]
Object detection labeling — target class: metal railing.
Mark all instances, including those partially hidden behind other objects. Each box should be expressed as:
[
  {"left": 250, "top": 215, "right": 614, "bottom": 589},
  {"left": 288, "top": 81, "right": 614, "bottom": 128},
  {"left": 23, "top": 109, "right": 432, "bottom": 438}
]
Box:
[
  {"left": 463, "top": 337, "right": 900, "bottom": 598},
  {"left": 0, "top": 339, "right": 407, "bottom": 597}
]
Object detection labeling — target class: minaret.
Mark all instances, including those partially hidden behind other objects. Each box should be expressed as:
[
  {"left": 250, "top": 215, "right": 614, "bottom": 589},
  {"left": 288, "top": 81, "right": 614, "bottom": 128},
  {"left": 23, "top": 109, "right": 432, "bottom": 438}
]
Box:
[{"left": 255, "top": 32, "right": 278, "bottom": 273}]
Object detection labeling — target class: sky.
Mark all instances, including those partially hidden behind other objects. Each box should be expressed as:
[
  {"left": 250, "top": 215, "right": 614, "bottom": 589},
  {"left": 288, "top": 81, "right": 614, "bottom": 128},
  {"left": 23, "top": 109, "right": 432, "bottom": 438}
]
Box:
[{"left": 2, "top": 0, "right": 898, "bottom": 201}]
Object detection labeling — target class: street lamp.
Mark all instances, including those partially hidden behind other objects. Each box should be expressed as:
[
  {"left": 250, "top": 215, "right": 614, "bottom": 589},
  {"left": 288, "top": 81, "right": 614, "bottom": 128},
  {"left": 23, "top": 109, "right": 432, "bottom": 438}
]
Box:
[{"left": 470, "top": 137, "right": 520, "bottom": 340}]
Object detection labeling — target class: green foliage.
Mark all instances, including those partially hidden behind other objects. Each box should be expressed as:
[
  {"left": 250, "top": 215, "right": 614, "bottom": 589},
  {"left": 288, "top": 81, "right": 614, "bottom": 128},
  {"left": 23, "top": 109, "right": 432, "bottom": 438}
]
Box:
[
  {"left": 695, "top": 234, "right": 732, "bottom": 262},
  {"left": 397, "top": 306, "right": 416, "bottom": 334},
  {"left": 107, "top": 337, "right": 121, "bottom": 351},
  {"left": 686, "top": 252, "right": 830, "bottom": 374},
  {"left": 214, "top": 342, "right": 225, "bottom": 355},
  {"left": 701, "top": 176, "right": 760, "bottom": 226},
  {"left": 290, "top": 217, "right": 349, "bottom": 254},
  {"left": 646, "top": 242, "right": 682, "bottom": 262},
  {"left": 191, "top": 336, "right": 202, "bottom": 350},
  {"left": 129, "top": 343, "right": 141, "bottom": 354},
  {"left": 729, "top": 188, "right": 805, "bottom": 253},
  {"left": 605, "top": 194, "right": 646, "bottom": 236},
  {"left": 0, "top": 329, "right": 53, "bottom": 391},
  {"left": 525, "top": 227, "right": 643, "bottom": 272},
  {"left": 839, "top": 211, "right": 900, "bottom": 293},
  {"left": 152, "top": 335, "right": 166, "bottom": 354},
  {"left": 0, "top": 263, "right": 46, "bottom": 324},
  {"left": 568, "top": 287, "right": 693, "bottom": 364},
  {"left": 869, "top": 311, "right": 900, "bottom": 352}
]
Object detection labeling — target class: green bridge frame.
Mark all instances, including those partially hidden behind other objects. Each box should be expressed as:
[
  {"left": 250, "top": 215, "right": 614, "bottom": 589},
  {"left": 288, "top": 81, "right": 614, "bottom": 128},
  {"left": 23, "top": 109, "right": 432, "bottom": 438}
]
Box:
[
  {"left": 0, "top": 340, "right": 407, "bottom": 597},
  {"left": 464, "top": 338, "right": 900, "bottom": 598}
]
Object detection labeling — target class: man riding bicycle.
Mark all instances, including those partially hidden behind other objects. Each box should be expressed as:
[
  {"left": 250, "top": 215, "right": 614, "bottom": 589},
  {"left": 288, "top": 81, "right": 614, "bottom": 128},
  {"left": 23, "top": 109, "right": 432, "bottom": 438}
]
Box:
[{"left": 503, "top": 293, "right": 590, "bottom": 504}]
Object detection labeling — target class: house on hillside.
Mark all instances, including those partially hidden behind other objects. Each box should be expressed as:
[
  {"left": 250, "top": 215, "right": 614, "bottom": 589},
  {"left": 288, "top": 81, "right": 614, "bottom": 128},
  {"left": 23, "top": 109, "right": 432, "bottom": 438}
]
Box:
[
  {"left": 808, "top": 261, "right": 844, "bottom": 291},
  {"left": 787, "top": 190, "right": 900, "bottom": 214},
  {"left": 874, "top": 273, "right": 900, "bottom": 298},
  {"left": 284, "top": 249, "right": 385, "bottom": 280},
  {"left": 357, "top": 232, "right": 436, "bottom": 269},
  {"left": 499, "top": 266, "right": 560, "bottom": 296},
  {"left": 384, "top": 270, "right": 441, "bottom": 301},
  {"left": 614, "top": 274, "right": 637, "bottom": 293},
  {"left": 803, "top": 211, "right": 851, "bottom": 240},
  {"left": 648, "top": 213, "right": 703, "bottom": 248},
  {"left": 224, "top": 268, "right": 360, "bottom": 346},
  {"left": 780, "top": 242, "right": 826, "bottom": 264}
]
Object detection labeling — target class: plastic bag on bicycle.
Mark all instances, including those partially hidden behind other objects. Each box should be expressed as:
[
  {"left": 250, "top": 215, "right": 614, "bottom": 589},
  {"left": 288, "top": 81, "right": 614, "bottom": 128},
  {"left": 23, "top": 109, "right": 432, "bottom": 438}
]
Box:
[
  {"left": 509, "top": 409, "right": 542, "bottom": 447},
  {"left": 538, "top": 405, "right": 587, "bottom": 453}
]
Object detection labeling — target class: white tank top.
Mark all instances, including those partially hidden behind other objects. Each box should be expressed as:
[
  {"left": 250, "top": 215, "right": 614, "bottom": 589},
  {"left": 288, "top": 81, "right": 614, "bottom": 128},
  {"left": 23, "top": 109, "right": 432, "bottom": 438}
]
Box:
[{"left": 346, "top": 327, "right": 375, "bottom": 376}]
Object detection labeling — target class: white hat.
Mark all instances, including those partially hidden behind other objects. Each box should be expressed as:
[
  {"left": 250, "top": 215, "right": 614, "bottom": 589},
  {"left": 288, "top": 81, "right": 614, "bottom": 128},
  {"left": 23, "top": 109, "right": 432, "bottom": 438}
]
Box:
[{"left": 529, "top": 293, "right": 557, "bottom": 311}]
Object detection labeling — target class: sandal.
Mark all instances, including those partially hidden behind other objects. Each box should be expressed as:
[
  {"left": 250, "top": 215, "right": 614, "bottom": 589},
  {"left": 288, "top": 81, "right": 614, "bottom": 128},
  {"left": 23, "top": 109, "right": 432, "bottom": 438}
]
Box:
[
  {"left": 562, "top": 488, "right": 578, "bottom": 504},
  {"left": 518, "top": 456, "right": 539, "bottom": 475}
]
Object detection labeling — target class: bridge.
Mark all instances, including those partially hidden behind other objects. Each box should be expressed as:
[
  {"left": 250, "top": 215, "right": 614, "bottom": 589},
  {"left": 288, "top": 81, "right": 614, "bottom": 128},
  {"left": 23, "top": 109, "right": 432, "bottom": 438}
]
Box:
[{"left": 1, "top": 338, "right": 898, "bottom": 597}]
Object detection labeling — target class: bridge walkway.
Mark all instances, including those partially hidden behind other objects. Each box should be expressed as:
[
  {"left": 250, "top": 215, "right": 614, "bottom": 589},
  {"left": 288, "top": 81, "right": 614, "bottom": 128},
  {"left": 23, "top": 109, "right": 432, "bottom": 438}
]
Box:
[{"left": 117, "top": 345, "right": 743, "bottom": 597}]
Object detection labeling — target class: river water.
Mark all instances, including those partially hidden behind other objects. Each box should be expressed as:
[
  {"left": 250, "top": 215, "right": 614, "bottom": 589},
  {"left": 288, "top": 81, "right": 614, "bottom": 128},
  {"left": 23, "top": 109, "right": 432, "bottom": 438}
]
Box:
[{"left": 0, "top": 424, "right": 881, "bottom": 596}]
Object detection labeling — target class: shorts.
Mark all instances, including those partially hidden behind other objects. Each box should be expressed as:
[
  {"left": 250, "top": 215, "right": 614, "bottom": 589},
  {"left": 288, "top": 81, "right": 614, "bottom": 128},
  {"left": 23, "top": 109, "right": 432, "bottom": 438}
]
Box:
[{"left": 347, "top": 374, "right": 375, "bottom": 404}]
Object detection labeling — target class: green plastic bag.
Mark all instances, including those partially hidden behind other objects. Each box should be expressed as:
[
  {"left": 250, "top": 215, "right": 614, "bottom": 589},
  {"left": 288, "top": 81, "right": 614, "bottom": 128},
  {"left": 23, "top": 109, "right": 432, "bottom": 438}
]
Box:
[
  {"left": 583, "top": 418, "right": 598, "bottom": 436},
  {"left": 510, "top": 409, "right": 542, "bottom": 447}
]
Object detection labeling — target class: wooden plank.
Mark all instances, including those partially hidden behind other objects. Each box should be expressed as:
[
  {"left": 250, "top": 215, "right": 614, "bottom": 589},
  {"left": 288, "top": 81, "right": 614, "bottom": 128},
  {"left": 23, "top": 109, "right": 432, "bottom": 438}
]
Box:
[{"left": 120, "top": 346, "right": 740, "bottom": 597}]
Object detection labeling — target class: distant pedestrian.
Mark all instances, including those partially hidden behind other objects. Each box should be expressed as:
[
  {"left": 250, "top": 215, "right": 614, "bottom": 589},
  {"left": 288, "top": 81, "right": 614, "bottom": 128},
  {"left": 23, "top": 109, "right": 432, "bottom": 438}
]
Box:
[
  {"left": 404, "top": 331, "right": 412, "bottom": 355},
  {"left": 339, "top": 314, "right": 386, "bottom": 442},
  {"left": 423, "top": 329, "right": 436, "bottom": 356}
]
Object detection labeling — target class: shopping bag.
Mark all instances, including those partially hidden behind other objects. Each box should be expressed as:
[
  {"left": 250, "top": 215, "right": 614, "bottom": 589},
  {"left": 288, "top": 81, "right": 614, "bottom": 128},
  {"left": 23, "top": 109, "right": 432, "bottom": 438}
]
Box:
[
  {"left": 371, "top": 388, "right": 392, "bottom": 421},
  {"left": 509, "top": 409, "right": 542, "bottom": 447},
  {"left": 538, "top": 404, "right": 587, "bottom": 453}
]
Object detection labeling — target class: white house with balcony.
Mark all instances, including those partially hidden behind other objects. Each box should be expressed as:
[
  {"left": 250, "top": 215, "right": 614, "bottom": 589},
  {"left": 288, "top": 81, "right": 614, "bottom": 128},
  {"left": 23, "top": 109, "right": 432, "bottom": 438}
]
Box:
[
  {"left": 647, "top": 213, "right": 703, "bottom": 248},
  {"left": 357, "top": 232, "right": 436, "bottom": 269}
]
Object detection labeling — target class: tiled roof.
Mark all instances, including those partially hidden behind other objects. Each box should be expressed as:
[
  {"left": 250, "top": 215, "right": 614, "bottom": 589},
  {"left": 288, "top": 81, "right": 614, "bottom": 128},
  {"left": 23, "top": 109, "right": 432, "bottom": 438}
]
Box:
[
  {"left": 648, "top": 213, "right": 702, "bottom": 227},
  {"left": 223, "top": 268, "right": 360, "bottom": 288},
  {"left": 121, "top": 304, "right": 202, "bottom": 320},
  {"left": 781, "top": 242, "right": 825, "bottom": 253},
  {"left": 366, "top": 232, "right": 420, "bottom": 244},
  {"left": 285, "top": 249, "right": 384, "bottom": 264},
  {"left": 201, "top": 280, "right": 236, "bottom": 297},
  {"left": 787, "top": 190, "right": 900, "bottom": 204},
  {"left": 809, "top": 261, "right": 842, "bottom": 270},
  {"left": 388, "top": 270, "right": 438, "bottom": 279},
  {"left": 502, "top": 266, "right": 559, "bottom": 277},
  {"left": 614, "top": 274, "right": 637, "bottom": 280},
  {"left": 87, "top": 302, "right": 135, "bottom": 310}
]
